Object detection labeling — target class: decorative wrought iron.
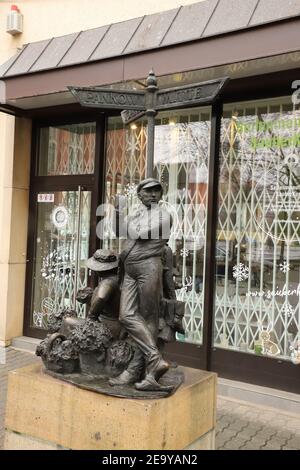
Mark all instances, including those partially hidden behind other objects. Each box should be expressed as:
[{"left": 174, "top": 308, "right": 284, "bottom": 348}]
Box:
[
  {"left": 214, "top": 98, "right": 300, "bottom": 362},
  {"left": 40, "top": 123, "right": 95, "bottom": 176},
  {"left": 104, "top": 108, "right": 211, "bottom": 345}
]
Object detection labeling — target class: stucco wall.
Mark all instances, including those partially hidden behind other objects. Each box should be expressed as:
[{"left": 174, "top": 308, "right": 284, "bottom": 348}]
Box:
[{"left": 0, "top": 116, "right": 31, "bottom": 345}]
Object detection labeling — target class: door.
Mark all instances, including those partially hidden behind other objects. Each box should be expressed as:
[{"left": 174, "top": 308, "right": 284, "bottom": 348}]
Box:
[
  {"left": 28, "top": 188, "right": 91, "bottom": 334},
  {"left": 24, "top": 118, "right": 104, "bottom": 338}
]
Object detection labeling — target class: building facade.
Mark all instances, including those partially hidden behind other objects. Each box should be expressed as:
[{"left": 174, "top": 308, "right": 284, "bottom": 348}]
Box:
[{"left": 1, "top": 0, "right": 300, "bottom": 393}]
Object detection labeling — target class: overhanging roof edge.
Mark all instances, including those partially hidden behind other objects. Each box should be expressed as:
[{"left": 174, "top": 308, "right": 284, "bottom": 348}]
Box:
[{"left": 1, "top": 0, "right": 300, "bottom": 80}]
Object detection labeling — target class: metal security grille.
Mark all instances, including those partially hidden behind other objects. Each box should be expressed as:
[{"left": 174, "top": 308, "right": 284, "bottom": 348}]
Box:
[
  {"left": 214, "top": 97, "right": 300, "bottom": 362},
  {"left": 38, "top": 123, "right": 95, "bottom": 176},
  {"left": 104, "top": 120, "right": 147, "bottom": 254},
  {"left": 105, "top": 109, "right": 211, "bottom": 345}
]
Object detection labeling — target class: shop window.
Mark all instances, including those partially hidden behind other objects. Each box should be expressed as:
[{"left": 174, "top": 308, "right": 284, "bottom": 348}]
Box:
[
  {"left": 37, "top": 123, "right": 96, "bottom": 175},
  {"left": 104, "top": 108, "right": 211, "bottom": 345},
  {"left": 214, "top": 97, "right": 300, "bottom": 364}
]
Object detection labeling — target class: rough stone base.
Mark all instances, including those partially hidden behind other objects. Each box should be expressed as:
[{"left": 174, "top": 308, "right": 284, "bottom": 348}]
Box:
[
  {"left": 4, "top": 430, "right": 67, "bottom": 450},
  {"left": 4, "top": 363, "right": 216, "bottom": 450},
  {"left": 4, "top": 429, "right": 215, "bottom": 450}
]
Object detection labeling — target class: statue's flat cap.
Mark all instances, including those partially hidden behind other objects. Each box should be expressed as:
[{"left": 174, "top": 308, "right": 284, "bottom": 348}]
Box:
[{"left": 137, "top": 178, "right": 163, "bottom": 193}]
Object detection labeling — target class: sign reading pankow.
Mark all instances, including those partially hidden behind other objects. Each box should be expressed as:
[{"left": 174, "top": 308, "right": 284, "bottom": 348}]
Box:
[{"left": 69, "top": 88, "right": 146, "bottom": 110}]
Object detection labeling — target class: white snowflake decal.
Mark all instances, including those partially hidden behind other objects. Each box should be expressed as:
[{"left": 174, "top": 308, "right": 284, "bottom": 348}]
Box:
[
  {"left": 232, "top": 263, "right": 249, "bottom": 281},
  {"left": 180, "top": 248, "right": 189, "bottom": 258},
  {"left": 33, "top": 311, "right": 44, "bottom": 328},
  {"left": 283, "top": 303, "right": 294, "bottom": 318},
  {"left": 279, "top": 262, "right": 290, "bottom": 273},
  {"left": 41, "top": 249, "right": 72, "bottom": 280},
  {"left": 41, "top": 297, "right": 56, "bottom": 316},
  {"left": 123, "top": 183, "right": 138, "bottom": 198}
]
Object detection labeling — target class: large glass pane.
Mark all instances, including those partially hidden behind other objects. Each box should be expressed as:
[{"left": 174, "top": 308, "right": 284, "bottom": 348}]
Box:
[
  {"left": 104, "top": 108, "right": 211, "bottom": 345},
  {"left": 37, "top": 123, "right": 95, "bottom": 175},
  {"left": 31, "top": 190, "right": 91, "bottom": 330},
  {"left": 104, "top": 117, "right": 147, "bottom": 254},
  {"left": 214, "top": 97, "right": 300, "bottom": 363},
  {"left": 154, "top": 109, "right": 211, "bottom": 345}
]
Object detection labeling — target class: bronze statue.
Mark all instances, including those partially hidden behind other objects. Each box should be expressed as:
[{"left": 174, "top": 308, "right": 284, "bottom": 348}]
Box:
[
  {"left": 110, "top": 178, "right": 173, "bottom": 391},
  {"left": 85, "top": 249, "right": 121, "bottom": 338},
  {"left": 37, "top": 179, "right": 185, "bottom": 398},
  {"left": 36, "top": 250, "right": 125, "bottom": 374}
]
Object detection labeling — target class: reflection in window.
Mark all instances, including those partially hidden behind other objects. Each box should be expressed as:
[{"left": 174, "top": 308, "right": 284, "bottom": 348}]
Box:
[
  {"left": 38, "top": 123, "right": 95, "bottom": 176},
  {"left": 215, "top": 97, "right": 300, "bottom": 363},
  {"left": 104, "top": 109, "right": 211, "bottom": 345}
]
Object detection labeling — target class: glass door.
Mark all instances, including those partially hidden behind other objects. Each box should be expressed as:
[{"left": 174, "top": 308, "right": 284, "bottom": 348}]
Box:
[
  {"left": 24, "top": 117, "right": 101, "bottom": 338},
  {"left": 29, "top": 188, "right": 91, "bottom": 332}
]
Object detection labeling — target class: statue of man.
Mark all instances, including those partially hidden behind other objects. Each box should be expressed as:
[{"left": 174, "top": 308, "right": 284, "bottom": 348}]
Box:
[{"left": 110, "top": 178, "right": 173, "bottom": 390}]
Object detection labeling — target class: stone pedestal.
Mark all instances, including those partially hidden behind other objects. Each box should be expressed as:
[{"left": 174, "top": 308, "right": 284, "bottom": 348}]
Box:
[{"left": 4, "top": 363, "right": 216, "bottom": 450}]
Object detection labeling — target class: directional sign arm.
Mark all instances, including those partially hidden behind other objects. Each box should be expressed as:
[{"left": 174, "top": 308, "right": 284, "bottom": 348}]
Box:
[
  {"left": 121, "top": 109, "right": 146, "bottom": 125},
  {"left": 155, "top": 77, "right": 229, "bottom": 111},
  {"left": 68, "top": 86, "right": 146, "bottom": 111}
]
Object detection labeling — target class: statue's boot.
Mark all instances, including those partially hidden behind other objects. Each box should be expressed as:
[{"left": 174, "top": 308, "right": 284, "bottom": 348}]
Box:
[
  {"left": 109, "top": 346, "right": 145, "bottom": 386},
  {"left": 109, "top": 370, "right": 140, "bottom": 386},
  {"left": 147, "top": 356, "right": 169, "bottom": 381},
  {"left": 135, "top": 375, "right": 174, "bottom": 392},
  {"left": 134, "top": 356, "right": 169, "bottom": 391},
  {"left": 134, "top": 376, "right": 172, "bottom": 392}
]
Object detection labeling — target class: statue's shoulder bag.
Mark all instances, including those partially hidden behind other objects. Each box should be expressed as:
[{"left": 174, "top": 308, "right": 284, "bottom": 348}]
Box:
[{"left": 160, "top": 298, "right": 185, "bottom": 333}]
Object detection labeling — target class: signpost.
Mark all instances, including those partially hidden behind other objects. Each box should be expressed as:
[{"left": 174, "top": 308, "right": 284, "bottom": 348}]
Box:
[{"left": 69, "top": 70, "right": 228, "bottom": 177}]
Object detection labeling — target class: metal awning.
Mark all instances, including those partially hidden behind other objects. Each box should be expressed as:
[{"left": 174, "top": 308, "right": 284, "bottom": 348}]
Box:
[{"left": 1, "top": 0, "right": 300, "bottom": 113}]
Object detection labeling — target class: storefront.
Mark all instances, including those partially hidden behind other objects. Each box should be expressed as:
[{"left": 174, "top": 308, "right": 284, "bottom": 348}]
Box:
[{"left": 1, "top": 0, "right": 300, "bottom": 393}]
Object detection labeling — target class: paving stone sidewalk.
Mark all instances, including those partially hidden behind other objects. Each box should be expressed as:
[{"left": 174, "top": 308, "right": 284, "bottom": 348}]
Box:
[
  {"left": 216, "top": 397, "right": 300, "bottom": 450},
  {"left": 0, "top": 347, "right": 299, "bottom": 450}
]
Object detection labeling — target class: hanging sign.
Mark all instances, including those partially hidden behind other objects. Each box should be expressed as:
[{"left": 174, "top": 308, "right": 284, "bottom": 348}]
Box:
[{"left": 121, "top": 109, "right": 146, "bottom": 125}]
